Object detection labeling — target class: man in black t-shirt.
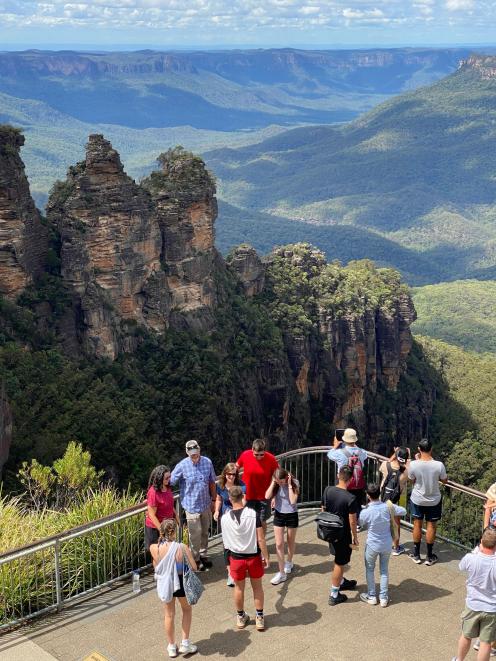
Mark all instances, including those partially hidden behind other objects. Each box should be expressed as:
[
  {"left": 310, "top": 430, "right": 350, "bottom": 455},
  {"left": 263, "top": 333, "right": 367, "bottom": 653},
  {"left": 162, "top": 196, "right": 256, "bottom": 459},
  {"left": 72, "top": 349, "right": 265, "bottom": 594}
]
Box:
[{"left": 321, "top": 465, "right": 360, "bottom": 606}]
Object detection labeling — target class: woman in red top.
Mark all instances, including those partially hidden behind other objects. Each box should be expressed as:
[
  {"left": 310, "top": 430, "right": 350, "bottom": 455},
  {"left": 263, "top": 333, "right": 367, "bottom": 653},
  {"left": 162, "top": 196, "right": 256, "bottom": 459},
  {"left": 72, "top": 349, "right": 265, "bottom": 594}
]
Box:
[{"left": 145, "top": 465, "right": 179, "bottom": 554}]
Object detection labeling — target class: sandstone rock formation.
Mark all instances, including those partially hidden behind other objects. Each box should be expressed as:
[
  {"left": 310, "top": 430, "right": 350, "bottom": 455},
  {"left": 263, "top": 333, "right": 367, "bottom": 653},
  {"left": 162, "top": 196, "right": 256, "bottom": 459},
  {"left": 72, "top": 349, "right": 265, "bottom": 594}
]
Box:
[
  {"left": 226, "top": 244, "right": 265, "bottom": 296},
  {"left": 142, "top": 147, "right": 218, "bottom": 331},
  {"left": 0, "top": 126, "right": 47, "bottom": 299},
  {"left": 47, "top": 134, "right": 165, "bottom": 359}
]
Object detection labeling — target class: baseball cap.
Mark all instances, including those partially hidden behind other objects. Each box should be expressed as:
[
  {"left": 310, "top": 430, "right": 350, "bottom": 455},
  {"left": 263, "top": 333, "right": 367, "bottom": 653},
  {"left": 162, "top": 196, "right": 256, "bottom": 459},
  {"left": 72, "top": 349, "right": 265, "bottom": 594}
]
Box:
[{"left": 396, "top": 448, "right": 409, "bottom": 464}]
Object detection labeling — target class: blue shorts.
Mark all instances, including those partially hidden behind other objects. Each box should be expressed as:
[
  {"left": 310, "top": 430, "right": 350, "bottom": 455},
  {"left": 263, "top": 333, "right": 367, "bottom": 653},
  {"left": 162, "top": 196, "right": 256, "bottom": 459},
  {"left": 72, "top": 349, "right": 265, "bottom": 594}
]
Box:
[{"left": 410, "top": 500, "right": 442, "bottom": 522}]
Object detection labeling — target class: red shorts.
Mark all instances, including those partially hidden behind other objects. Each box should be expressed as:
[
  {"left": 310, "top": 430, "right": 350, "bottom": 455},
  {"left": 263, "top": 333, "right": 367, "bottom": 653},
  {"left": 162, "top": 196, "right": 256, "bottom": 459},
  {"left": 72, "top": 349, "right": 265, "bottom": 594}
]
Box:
[{"left": 229, "top": 554, "right": 264, "bottom": 581}]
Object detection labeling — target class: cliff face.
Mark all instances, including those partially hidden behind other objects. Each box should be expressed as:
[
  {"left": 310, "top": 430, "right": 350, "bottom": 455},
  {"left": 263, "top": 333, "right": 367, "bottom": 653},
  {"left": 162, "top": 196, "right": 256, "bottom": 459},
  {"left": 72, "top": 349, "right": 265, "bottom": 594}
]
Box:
[
  {"left": 46, "top": 134, "right": 165, "bottom": 359},
  {"left": 142, "top": 148, "right": 218, "bottom": 332},
  {"left": 460, "top": 55, "right": 496, "bottom": 79},
  {"left": 0, "top": 127, "right": 47, "bottom": 300}
]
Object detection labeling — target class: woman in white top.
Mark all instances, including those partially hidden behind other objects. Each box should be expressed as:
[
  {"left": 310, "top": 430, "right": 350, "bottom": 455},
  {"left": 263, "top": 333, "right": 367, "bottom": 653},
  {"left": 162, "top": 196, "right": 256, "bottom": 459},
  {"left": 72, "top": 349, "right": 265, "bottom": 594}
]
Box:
[
  {"left": 150, "top": 519, "right": 198, "bottom": 658},
  {"left": 265, "top": 468, "right": 299, "bottom": 585}
]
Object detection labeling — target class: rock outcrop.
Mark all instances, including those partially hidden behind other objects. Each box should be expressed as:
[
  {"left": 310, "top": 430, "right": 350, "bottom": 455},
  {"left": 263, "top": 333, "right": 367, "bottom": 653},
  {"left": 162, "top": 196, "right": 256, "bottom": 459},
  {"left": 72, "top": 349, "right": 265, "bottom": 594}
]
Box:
[
  {"left": 47, "top": 134, "right": 165, "bottom": 359},
  {"left": 227, "top": 245, "right": 265, "bottom": 297},
  {"left": 142, "top": 147, "right": 218, "bottom": 332},
  {"left": 0, "top": 126, "right": 47, "bottom": 299},
  {"left": 460, "top": 55, "right": 496, "bottom": 79}
]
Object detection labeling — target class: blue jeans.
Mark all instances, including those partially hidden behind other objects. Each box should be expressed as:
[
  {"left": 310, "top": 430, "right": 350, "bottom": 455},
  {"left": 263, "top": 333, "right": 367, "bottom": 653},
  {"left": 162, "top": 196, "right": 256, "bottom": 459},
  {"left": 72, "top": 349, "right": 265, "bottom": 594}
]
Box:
[{"left": 364, "top": 545, "right": 391, "bottom": 599}]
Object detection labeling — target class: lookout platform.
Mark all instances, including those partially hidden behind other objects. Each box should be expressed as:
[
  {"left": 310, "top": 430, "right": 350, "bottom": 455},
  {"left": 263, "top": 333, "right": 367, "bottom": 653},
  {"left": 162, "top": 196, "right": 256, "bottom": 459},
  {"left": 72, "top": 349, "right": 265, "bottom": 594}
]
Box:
[{"left": 0, "top": 510, "right": 469, "bottom": 661}]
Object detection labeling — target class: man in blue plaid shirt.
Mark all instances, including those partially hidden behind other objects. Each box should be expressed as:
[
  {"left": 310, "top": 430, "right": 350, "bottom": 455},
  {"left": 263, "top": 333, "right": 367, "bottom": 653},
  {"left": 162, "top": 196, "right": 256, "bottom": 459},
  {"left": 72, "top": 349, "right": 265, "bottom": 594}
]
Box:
[{"left": 171, "top": 440, "right": 217, "bottom": 571}]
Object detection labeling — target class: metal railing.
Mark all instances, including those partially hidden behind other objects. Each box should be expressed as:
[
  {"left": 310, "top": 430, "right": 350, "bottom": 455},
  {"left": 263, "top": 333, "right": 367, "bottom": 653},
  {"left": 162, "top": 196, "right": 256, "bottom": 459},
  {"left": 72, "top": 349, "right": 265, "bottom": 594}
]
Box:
[{"left": 0, "top": 446, "right": 486, "bottom": 631}]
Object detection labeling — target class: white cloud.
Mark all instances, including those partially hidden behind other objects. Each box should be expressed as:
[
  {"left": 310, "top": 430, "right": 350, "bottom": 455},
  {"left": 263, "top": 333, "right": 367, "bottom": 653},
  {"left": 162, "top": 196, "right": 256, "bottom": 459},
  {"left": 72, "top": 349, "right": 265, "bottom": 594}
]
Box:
[{"left": 0, "top": 0, "right": 492, "bottom": 33}]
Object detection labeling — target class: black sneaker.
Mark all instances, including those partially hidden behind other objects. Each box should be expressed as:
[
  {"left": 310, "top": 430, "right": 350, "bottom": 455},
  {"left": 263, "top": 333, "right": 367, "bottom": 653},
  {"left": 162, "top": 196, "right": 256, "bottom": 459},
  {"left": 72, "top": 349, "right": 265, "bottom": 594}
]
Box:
[
  {"left": 200, "top": 557, "right": 213, "bottom": 569},
  {"left": 409, "top": 552, "right": 422, "bottom": 564},
  {"left": 197, "top": 561, "right": 207, "bottom": 571},
  {"left": 328, "top": 592, "right": 348, "bottom": 606},
  {"left": 340, "top": 578, "right": 357, "bottom": 590},
  {"left": 424, "top": 554, "right": 438, "bottom": 566}
]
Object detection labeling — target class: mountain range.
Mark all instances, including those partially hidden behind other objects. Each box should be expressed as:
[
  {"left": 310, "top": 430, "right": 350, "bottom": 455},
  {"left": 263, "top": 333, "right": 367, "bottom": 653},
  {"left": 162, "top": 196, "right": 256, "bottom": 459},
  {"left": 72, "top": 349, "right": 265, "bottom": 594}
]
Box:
[
  {"left": 0, "top": 47, "right": 470, "bottom": 207},
  {"left": 210, "top": 55, "right": 496, "bottom": 285}
]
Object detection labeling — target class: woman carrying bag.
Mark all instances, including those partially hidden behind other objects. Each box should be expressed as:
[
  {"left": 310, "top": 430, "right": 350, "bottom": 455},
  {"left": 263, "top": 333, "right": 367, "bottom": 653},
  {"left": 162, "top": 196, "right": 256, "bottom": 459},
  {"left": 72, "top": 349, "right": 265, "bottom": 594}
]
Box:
[{"left": 150, "top": 519, "right": 200, "bottom": 658}]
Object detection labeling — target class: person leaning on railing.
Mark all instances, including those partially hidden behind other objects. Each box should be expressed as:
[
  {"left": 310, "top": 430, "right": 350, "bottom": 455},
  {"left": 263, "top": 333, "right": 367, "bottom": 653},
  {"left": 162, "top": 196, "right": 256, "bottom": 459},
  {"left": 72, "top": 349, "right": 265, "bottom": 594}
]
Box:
[{"left": 484, "top": 483, "right": 496, "bottom": 530}]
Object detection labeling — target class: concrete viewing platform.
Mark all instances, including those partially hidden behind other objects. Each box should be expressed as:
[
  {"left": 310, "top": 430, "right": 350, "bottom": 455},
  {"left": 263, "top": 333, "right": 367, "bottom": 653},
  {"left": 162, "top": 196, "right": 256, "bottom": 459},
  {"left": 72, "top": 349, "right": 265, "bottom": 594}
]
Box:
[{"left": 0, "top": 511, "right": 471, "bottom": 661}]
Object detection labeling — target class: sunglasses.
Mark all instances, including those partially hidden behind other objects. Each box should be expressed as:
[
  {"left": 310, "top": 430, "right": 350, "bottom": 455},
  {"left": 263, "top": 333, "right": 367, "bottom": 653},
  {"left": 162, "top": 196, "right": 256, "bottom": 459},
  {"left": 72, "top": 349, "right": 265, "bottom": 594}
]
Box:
[
  {"left": 253, "top": 452, "right": 265, "bottom": 458},
  {"left": 226, "top": 472, "right": 237, "bottom": 477}
]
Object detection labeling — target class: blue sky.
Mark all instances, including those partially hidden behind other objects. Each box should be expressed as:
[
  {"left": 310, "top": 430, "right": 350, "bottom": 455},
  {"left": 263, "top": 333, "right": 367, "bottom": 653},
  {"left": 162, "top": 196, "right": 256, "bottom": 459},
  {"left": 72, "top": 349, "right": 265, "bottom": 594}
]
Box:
[{"left": 0, "top": 0, "right": 495, "bottom": 48}]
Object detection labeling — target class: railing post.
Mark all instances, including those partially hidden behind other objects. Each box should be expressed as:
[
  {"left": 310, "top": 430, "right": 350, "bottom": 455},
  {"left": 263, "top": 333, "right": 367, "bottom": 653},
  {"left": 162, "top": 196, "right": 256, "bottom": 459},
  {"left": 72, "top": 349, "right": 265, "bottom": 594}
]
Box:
[{"left": 54, "top": 540, "right": 63, "bottom": 612}]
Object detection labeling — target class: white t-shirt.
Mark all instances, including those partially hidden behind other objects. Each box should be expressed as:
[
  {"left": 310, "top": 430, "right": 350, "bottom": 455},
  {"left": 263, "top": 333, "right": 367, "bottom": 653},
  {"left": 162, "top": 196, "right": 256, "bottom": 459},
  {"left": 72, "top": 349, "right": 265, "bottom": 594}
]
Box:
[
  {"left": 408, "top": 459, "right": 447, "bottom": 506},
  {"left": 460, "top": 551, "right": 496, "bottom": 612},
  {"left": 221, "top": 506, "right": 258, "bottom": 555}
]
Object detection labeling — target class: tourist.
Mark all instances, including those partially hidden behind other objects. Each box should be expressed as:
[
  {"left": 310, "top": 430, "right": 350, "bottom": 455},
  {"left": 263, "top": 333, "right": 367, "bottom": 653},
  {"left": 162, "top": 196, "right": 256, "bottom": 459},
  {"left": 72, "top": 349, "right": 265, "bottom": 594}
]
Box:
[
  {"left": 450, "top": 527, "right": 496, "bottom": 661},
  {"left": 236, "top": 439, "right": 279, "bottom": 534},
  {"left": 379, "top": 446, "right": 410, "bottom": 555},
  {"left": 170, "top": 440, "right": 217, "bottom": 571},
  {"left": 408, "top": 438, "right": 448, "bottom": 565},
  {"left": 265, "top": 468, "right": 300, "bottom": 585},
  {"left": 484, "top": 482, "right": 496, "bottom": 530},
  {"left": 358, "top": 482, "right": 407, "bottom": 607},
  {"left": 150, "top": 519, "right": 198, "bottom": 658},
  {"left": 321, "top": 465, "right": 360, "bottom": 606},
  {"left": 145, "top": 465, "right": 179, "bottom": 555},
  {"left": 213, "top": 462, "right": 246, "bottom": 587},
  {"left": 221, "top": 485, "right": 270, "bottom": 631},
  {"left": 327, "top": 428, "right": 367, "bottom": 510}
]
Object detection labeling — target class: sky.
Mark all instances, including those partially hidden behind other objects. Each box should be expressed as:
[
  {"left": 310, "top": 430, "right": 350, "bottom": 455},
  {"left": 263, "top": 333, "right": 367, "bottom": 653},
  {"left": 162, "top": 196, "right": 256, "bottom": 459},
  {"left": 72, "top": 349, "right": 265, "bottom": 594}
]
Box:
[{"left": 0, "top": 0, "right": 495, "bottom": 49}]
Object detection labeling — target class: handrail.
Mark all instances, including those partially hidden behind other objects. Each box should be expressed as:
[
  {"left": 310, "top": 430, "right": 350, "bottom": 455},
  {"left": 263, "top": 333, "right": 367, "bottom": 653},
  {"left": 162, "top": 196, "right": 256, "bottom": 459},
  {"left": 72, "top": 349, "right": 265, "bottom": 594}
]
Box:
[
  {"left": 0, "top": 446, "right": 485, "bottom": 563},
  {"left": 0, "top": 445, "right": 488, "bottom": 632}
]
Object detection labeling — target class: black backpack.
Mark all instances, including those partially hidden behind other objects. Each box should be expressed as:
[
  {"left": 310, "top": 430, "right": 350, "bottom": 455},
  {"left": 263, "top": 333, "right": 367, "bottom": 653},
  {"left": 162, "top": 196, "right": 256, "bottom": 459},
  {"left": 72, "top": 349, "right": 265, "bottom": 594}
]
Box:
[
  {"left": 316, "top": 487, "right": 345, "bottom": 543},
  {"left": 380, "top": 463, "right": 402, "bottom": 504}
]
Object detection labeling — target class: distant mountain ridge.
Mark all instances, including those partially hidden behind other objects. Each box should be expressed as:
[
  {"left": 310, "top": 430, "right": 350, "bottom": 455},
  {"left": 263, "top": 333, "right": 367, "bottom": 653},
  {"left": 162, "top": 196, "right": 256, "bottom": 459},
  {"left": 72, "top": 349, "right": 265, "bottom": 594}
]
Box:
[{"left": 208, "top": 55, "right": 496, "bottom": 285}]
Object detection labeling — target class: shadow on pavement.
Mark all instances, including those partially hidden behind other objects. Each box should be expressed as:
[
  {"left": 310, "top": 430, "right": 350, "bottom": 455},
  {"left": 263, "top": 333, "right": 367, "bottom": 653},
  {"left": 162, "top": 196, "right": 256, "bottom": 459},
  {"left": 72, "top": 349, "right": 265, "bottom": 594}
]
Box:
[{"left": 193, "top": 627, "right": 251, "bottom": 657}]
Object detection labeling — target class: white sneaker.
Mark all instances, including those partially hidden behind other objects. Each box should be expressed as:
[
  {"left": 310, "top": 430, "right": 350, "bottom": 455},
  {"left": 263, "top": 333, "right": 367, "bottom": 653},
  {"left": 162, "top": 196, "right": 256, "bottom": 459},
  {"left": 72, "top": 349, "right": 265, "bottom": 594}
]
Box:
[
  {"left": 359, "top": 593, "right": 378, "bottom": 605},
  {"left": 178, "top": 641, "right": 198, "bottom": 655},
  {"left": 167, "top": 644, "right": 178, "bottom": 658},
  {"left": 284, "top": 561, "right": 294, "bottom": 574},
  {"left": 227, "top": 574, "right": 235, "bottom": 587},
  {"left": 270, "top": 571, "right": 287, "bottom": 585},
  {"left": 380, "top": 597, "right": 389, "bottom": 608}
]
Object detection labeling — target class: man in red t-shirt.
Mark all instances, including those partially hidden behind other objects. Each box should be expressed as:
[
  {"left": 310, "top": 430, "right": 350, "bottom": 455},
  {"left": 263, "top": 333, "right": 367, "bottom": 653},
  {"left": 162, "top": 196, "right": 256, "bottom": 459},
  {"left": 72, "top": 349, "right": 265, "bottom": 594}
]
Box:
[{"left": 236, "top": 439, "right": 279, "bottom": 534}]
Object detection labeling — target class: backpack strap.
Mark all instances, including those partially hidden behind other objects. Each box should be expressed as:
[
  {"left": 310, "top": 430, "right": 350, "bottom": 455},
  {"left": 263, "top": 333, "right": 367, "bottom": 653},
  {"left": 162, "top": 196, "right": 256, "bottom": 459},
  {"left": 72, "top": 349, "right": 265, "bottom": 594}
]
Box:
[{"left": 386, "top": 462, "right": 392, "bottom": 476}]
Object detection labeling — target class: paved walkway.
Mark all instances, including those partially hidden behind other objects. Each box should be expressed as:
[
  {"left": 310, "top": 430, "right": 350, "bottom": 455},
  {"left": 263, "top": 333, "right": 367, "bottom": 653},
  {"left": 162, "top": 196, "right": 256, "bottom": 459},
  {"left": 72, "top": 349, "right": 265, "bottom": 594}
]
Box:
[{"left": 0, "top": 511, "right": 472, "bottom": 661}]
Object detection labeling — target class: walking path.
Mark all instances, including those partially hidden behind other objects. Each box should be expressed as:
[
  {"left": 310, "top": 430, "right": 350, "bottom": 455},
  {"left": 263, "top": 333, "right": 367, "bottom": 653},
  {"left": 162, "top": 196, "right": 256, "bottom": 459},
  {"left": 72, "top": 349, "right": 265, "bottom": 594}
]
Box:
[{"left": 0, "top": 511, "right": 470, "bottom": 661}]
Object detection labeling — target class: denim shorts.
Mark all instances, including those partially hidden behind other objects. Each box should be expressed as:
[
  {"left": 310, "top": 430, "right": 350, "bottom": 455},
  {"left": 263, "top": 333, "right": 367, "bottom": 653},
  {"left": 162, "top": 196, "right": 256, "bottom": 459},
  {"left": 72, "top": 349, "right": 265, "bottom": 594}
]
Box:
[{"left": 410, "top": 500, "right": 442, "bottom": 522}]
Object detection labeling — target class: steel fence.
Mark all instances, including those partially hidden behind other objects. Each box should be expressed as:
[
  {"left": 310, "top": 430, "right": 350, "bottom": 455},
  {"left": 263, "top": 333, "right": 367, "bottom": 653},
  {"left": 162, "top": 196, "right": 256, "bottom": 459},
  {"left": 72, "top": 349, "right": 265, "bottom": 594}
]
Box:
[{"left": 0, "top": 446, "right": 486, "bottom": 631}]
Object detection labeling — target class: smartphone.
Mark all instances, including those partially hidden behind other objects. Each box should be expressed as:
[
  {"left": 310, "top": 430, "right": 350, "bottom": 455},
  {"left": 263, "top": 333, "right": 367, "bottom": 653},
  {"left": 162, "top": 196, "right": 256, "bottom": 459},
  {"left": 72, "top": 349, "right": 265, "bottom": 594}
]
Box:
[{"left": 335, "top": 429, "right": 345, "bottom": 443}]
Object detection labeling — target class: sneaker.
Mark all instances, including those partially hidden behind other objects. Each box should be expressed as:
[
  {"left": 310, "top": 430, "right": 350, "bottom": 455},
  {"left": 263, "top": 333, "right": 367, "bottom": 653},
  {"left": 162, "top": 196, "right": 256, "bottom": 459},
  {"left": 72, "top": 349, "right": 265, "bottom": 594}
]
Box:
[
  {"left": 360, "top": 593, "right": 378, "bottom": 605},
  {"left": 284, "top": 561, "right": 294, "bottom": 574},
  {"left": 227, "top": 574, "right": 235, "bottom": 587},
  {"left": 200, "top": 557, "right": 213, "bottom": 569},
  {"left": 197, "top": 561, "right": 206, "bottom": 572},
  {"left": 491, "top": 649, "right": 496, "bottom": 657},
  {"left": 424, "top": 554, "right": 438, "bottom": 566},
  {"left": 167, "top": 644, "right": 178, "bottom": 658},
  {"left": 270, "top": 571, "right": 287, "bottom": 585},
  {"left": 392, "top": 545, "right": 405, "bottom": 556},
  {"left": 409, "top": 552, "right": 422, "bottom": 564},
  {"left": 473, "top": 640, "right": 480, "bottom": 651},
  {"left": 328, "top": 592, "right": 348, "bottom": 606},
  {"left": 178, "top": 642, "right": 198, "bottom": 655},
  {"left": 340, "top": 578, "right": 357, "bottom": 590},
  {"left": 255, "top": 614, "right": 265, "bottom": 631},
  {"left": 380, "top": 597, "right": 389, "bottom": 608},
  {"left": 236, "top": 612, "right": 249, "bottom": 629}
]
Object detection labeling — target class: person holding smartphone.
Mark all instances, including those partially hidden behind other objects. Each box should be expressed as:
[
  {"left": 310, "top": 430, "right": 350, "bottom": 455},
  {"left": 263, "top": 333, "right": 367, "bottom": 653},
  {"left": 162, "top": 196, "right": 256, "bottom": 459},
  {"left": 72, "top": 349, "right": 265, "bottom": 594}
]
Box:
[{"left": 265, "top": 468, "right": 300, "bottom": 585}]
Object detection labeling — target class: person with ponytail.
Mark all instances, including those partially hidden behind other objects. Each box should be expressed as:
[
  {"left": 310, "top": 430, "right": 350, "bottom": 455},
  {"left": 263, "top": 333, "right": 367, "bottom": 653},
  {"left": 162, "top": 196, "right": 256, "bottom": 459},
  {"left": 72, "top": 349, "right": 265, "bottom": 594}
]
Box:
[
  {"left": 145, "top": 465, "right": 179, "bottom": 554},
  {"left": 150, "top": 519, "right": 198, "bottom": 658},
  {"left": 265, "top": 468, "right": 300, "bottom": 585}
]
